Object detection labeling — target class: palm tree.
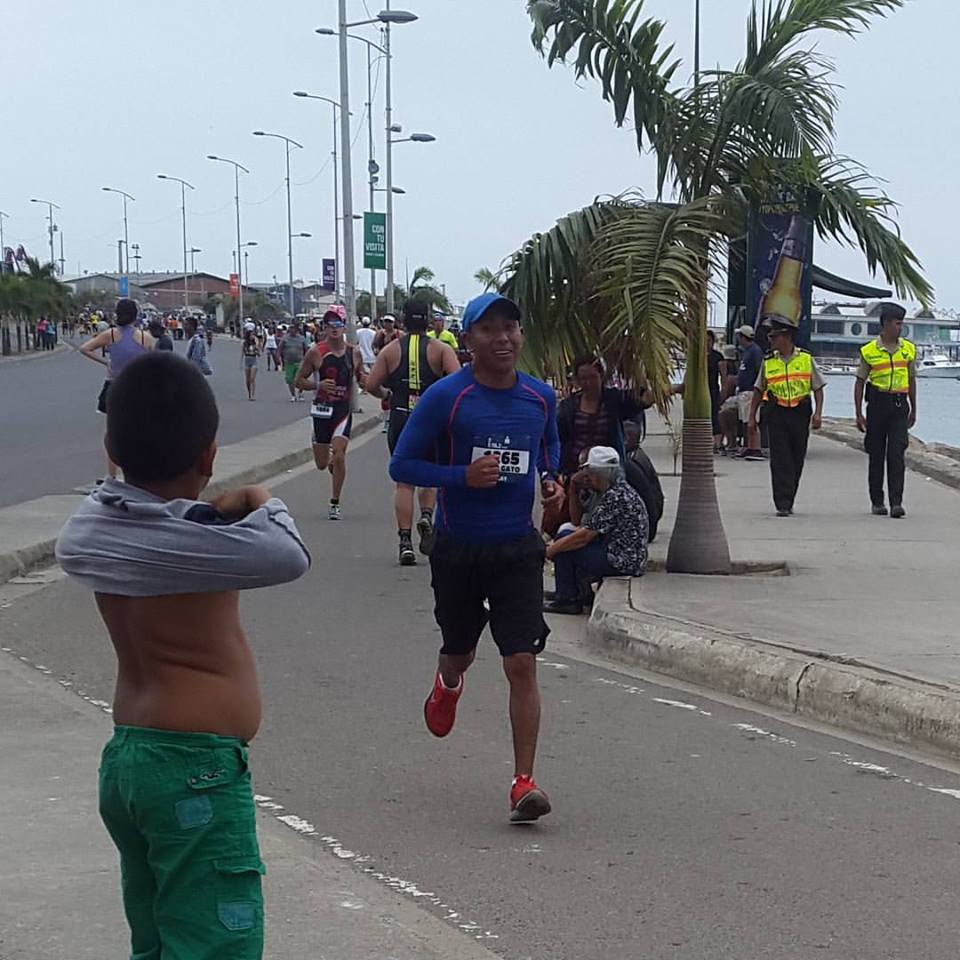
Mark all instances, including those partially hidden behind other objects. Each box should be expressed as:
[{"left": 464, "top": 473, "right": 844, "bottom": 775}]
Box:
[
  {"left": 406, "top": 266, "right": 452, "bottom": 313},
  {"left": 503, "top": 0, "right": 930, "bottom": 574},
  {"left": 474, "top": 267, "right": 500, "bottom": 292}
]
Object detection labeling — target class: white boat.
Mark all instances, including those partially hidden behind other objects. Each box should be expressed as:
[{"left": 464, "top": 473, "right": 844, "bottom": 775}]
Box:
[{"left": 916, "top": 354, "right": 960, "bottom": 379}]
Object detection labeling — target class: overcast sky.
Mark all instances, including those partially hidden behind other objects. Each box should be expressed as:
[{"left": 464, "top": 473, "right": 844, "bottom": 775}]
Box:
[{"left": 2, "top": 0, "right": 956, "bottom": 311}]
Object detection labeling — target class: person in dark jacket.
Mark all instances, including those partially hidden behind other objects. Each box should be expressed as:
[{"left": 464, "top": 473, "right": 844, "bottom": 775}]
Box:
[
  {"left": 544, "top": 356, "right": 652, "bottom": 536},
  {"left": 623, "top": 421, "right": 664, "bottom": 542}
]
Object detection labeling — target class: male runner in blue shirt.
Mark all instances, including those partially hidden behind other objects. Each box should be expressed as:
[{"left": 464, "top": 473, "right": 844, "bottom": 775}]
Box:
[{"left": 390, "top": 293, "right": 563, "bottom": 823}]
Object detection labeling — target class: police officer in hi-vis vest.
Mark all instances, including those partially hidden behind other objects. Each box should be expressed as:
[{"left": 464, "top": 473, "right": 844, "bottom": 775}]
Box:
[
  {"left": 748, "top": 319, "right": 825, "bottom": 516},
  {"left": 854, "top": 301, "right": 917, "bottom": 518}
]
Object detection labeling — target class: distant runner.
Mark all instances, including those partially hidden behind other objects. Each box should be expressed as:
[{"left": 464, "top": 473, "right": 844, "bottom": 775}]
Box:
[
  {"left": 366, "top": 300, "right": 460, "bottom": 564},
  {"left": 296, "top": 306, "right": 363, "bottom": 520},
  {"left": 390, "top": 293, "right": 562, "bottom": 823}
]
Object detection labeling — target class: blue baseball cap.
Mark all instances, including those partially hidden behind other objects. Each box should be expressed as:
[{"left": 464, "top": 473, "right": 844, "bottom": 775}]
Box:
[{"left": 461, "top": 293, "right": 521, "bottom": 333}]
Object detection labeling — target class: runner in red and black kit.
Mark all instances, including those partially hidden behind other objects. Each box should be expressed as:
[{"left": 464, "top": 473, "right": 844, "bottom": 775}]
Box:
[
  {"left": 295, "top": 306, "right": 363, "bottom": 520},
  {"left": 365, "top": 301, "right": 459, "bottom": 565}
]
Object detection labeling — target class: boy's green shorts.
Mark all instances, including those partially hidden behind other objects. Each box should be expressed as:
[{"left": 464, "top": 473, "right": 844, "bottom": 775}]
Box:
[
  {"left": 99, "top": 725, "right": 264, "bottom": 960},
  {"left": 284, "top": 361, "right": 300, "bottom": 385}
]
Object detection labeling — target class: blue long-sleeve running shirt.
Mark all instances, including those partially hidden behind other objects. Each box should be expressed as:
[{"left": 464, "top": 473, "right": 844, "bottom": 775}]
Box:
[{"left": 389, "top": 366, "right": 560, "bottom": 544}]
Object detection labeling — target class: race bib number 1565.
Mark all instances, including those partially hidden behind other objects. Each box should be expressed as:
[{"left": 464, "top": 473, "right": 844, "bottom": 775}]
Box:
[{"left": 471, "top": 434, "right": 532, "bottom": 484}]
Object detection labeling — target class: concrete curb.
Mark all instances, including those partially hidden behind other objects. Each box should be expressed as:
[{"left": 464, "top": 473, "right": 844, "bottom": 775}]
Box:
[
  {"left": 0, "top": 343, "right": 69, "bottom": 365},
  {"left": 587, "top": 577, "right": 960, "bottom": 760},
  {"left": 0, "top": 409, "right": 382, "bottom": 585},
  {"left": 203, "top": 408, "right": 381, "bottom": 499},
  {"left": 819, "top": 418, "right": 960, "bottom": 492}
]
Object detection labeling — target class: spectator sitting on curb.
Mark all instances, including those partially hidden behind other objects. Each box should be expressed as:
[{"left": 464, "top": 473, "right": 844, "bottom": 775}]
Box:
[
  {"left": 545, "top": 355, "right": 653, "bottom": 536},
  {"left": 544, "top": 446, "right": 649, "bottom": 616}
]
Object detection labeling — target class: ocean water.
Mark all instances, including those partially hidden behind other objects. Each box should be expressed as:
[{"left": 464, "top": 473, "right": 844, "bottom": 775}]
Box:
[{"left": 822, "top": 375, "right": 960, "bottom": 448}]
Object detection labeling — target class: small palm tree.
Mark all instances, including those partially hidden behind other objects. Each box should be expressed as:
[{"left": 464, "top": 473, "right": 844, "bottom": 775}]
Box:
[
  {"left": 407, "top": 266, "right": 452, "bottom": 313},
  {"left": 474, "top": 267, "right": 500, "bottom": 292},
  {"left": 503, "top": 0, "right": 930, "bottom": 574}
]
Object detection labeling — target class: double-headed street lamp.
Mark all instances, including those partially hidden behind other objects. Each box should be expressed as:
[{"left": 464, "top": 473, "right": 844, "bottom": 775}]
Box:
[
  {"left": 29, "top": 198, "right": 60, "bottom": 272},
  {"left": 156, "top": 175, "right": 194, "bottom": 309},
  {"left": 316, "top": 28, "right": 387, "bottom": 309},
  {"left": 207, "top": 154, "right": 249, "bottom": 326},
  {"left": 329, "top": 5, "right": 418, "bottom": 330},
  {"left": 102, "top": 187, "right": 135, "bottom": 275},
  {"left": 387, "top": 127, "right": 435, "bottom": 312},
  {"left": 189, "top": 246, "right": 202, "bottom": 274},
  {"left": 253, "top": 130, "right": 303, "bottom": 316},
  {"left": 239, "top": 241, "right": 257, "bottom": 292},
  {"left": 292, "top": 92, "right": 343, "bottom": 299}
]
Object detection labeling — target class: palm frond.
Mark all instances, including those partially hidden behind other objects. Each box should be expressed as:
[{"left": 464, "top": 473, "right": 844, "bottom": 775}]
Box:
[
  {"left": 527, "top": 0, "right": 680, "bottom": 153},
  {"left": 744, "top": 0, "right": 905, "bottom": 74},
  {"left": 588, "top": 197, "right": 739, "bottom": 406}
]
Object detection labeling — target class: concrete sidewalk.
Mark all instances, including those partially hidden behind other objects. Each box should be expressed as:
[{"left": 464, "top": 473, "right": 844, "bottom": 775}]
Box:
[
  {"left": 0, "top": 394, "right": 382, "bottom": 584},
  {"left": 586, "top": 418, "right": 960, "bottom": 759},
  {"left": 0, "top": 645, "right": 499, "bottom": 960}
]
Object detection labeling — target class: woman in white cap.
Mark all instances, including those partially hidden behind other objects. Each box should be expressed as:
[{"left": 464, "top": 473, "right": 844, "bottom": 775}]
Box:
[{"left": 544, "top": 445, "right": 649, "bottom": 615}]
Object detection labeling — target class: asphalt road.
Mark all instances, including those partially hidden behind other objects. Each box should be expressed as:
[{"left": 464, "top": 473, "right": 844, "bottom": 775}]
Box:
[
  {"left": 0, "top": 337, "right": 308, "bottom": 508},
  {"left": 4, "top": 433, "right": 960, "bottom": 959}
]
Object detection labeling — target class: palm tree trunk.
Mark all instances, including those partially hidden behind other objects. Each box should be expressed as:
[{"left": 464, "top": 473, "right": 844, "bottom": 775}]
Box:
[{"left": 666, "top": 293, "right": 731, "bottom": 574}]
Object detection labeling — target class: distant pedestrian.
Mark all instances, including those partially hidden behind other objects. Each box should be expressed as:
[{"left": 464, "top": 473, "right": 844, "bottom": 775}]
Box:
[
  {"left": 264, "top": 326, "right": 279, "bottom": 370},
  {"left": 184, "top": 317, "right": 213, "bottom": 376},
  {"left": 733, "top": 325, "right": 765, "bottom": 460},
  {"left": 79, "top": 298, "right": 153, "bottom": 480},
  {"left": 241, "top": 328, "right": 261, "bottom": 400},
  {"left": 148, "top": 319, "right": 174, "bottom": 352},
  {"left": 357, "top": 316, "right": 376, "bottom": 376},
  {"left": 279, "top": 320, "right": 309, "bottom": 402},
  {"left": 56, "top": 351, "right": 310, "bottom": 960},
  {"left": 427, "top": 313, "right": 459, "bottom": 350},
  {"left": 749, "top": 319, "right": 825, "bottom": 517},
  {"left": 854, "top": 301, "right": 917, "bottom": 518}
]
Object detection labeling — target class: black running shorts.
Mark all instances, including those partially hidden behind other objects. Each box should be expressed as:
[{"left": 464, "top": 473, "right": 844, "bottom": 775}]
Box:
[
  {"left": 429, "top": 531, "right": 549, "bottom": 658},
  {"left": 311, "top": 404, "right": 352, "bottom": 445}
]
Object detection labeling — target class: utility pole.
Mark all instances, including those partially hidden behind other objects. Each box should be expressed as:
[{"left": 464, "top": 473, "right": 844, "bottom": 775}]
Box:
[
  {"left": 0, "top": 211, "right": 8, "bottom": 253},
  {"left": 338, "top": 0, "right": 357, "bottom": 335},
  {"left": 131, "top": 243, "right": 141, "bottom": 276}
]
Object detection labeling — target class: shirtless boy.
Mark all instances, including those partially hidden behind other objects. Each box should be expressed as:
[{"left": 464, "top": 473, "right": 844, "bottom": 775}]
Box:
[{"left": 56, "top": 352, "right": 311, "bottom": 960}]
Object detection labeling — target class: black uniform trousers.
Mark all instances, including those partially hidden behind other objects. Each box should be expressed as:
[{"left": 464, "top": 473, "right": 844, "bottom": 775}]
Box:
[
  {"left": 765, "top": 400, "right": 811, "bottom": 512},
  {"left": 864, "top": 390, "right": 909, "bottom": 508}
]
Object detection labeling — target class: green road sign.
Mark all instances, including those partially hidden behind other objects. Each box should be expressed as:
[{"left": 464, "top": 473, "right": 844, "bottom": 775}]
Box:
[{"left": 363, "top": 212, "right": 386, "bottom": 270}]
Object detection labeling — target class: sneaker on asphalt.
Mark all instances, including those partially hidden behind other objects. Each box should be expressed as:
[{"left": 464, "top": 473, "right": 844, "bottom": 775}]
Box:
[
  {"left": 424, "top": 670, "right": 462, "bottom": 738},
  {"left": 543, "top": 598, "right": 583, "bottom": 615},
  {"left": 328, "top": 503, "right": 342, "bottom": 521},
  {"left": 871, "top": 504, "right": 889, "bottom": 516},
  {"left": 776, "top": 508, "right": 792, "bottom": 517},
  {"left": 416, "top": 513, "right": 436, "bottom": 556},
  {"left": 743, "top": 449, "right": 765, "bottom": 461},
  {"left": 399, "top": 538, "right": 416, "bottom": 566},
  {"left": 890, "top": 504, "right": 906, "bottom": 519},
  {"left": 289, "top": 396, "right": 297, "bottom": 403},
  {"left": 510, "top": 775, "right": 552, "bottom": 824}
]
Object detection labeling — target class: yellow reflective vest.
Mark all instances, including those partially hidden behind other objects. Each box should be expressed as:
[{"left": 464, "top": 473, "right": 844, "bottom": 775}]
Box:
[
  {"left": 860, "top": 338, "right": 915, "bottom": 394},
  {"left": 764, "top": 349, "right": 813, "bottom": 407}
]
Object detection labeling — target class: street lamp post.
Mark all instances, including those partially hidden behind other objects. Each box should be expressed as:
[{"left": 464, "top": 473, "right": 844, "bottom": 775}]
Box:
[
  {"left": 253, "top": 130, "right": 304, "bottom": 317},
  {"left": 102, "top": 187, "right": 135, "bottom": 275},
  {"left": 29, "top": 198, "right": 60, "bottom": 272},
  {"left": 0, "top": 210, "right": 8, "bottom": 253},
  {"left": 316, "top": 28, "right": 387, "bottom": 315},
  {"left": 131, "top": 243, "right": 142, "bottom": 276},
  {"left": 240, "top": 241, "right": 257, "bottom": 294},
  {"left": 293, "top": 92, "right": 343, "bottom": 300},
  {"left": 387, "top": 129, "right": 435, "bottom": 312},
  {"left": 189, "top": 247, "right": 202, "bottom": 274},
  {"left": 157, "top": 175, "right": 194, "bottom": 310},
  {"left": 207, "top": 155, "right": 249, "bottom": 330}
]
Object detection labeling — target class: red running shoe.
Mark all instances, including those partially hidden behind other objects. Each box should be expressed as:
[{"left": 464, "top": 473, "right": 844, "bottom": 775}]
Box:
[
  {"left": 423, "top": 670, "right": 462, "bottom": 738},
  {"left": 510, "top": 775, "right": 552, "bottom": 823}
]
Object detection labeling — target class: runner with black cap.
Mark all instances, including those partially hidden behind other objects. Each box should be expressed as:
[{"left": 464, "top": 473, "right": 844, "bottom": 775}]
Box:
[
  {"left": 365, "top": 300, "right": 460, "bottom": 564},
  {"left": 390, "top": 292, "right": 563, "bottom": 823}
]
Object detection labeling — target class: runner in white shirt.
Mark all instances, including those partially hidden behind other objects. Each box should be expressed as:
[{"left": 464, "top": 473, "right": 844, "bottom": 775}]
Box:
[{"left": 357, "top": 317, "right": 377, "bottom": 377}]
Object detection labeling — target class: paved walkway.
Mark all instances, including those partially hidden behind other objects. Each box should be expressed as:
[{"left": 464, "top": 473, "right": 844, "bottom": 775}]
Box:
[
  {"left": 0, "top": 636, "right": 499, "bottom": 960},
  {"left": 632, "top": 418, "right": 960, "bottom": 690}
]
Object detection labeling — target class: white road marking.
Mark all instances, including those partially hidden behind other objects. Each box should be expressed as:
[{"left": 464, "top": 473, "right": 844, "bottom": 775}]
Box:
[
  {"left": 652, "top": 697, "right": 699, "bottom": 711},
  {"left": 732, "top": 723, "right": 797, "bottom": 747},
  {"left": 252, "top": 795, "right": 499, "bottom": 942}
]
